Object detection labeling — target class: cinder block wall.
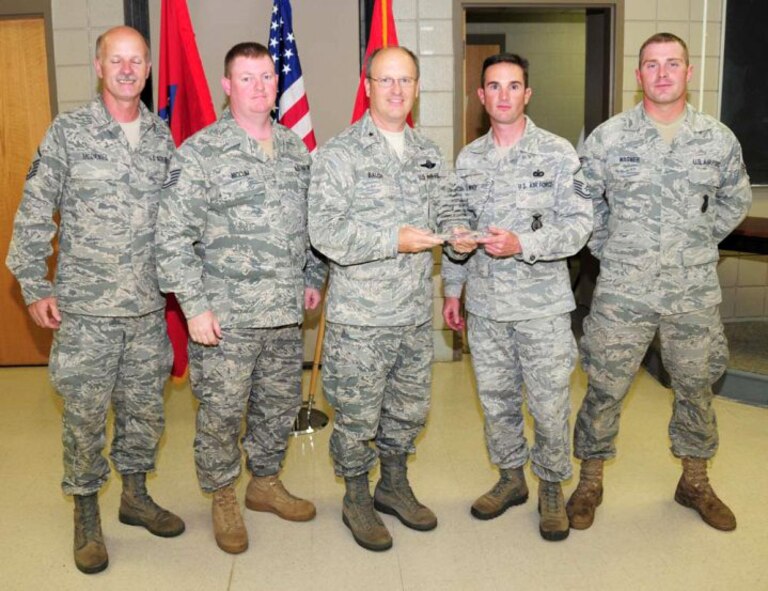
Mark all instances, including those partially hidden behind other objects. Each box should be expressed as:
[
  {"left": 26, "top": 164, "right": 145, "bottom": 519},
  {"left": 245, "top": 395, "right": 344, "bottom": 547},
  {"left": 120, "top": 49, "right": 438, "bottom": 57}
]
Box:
[
  {"left": 46, "top": 0, "right": 768, "bottom": 341},
  {"left": 52, "top": 0, "right": 124, "bottom": 114}
]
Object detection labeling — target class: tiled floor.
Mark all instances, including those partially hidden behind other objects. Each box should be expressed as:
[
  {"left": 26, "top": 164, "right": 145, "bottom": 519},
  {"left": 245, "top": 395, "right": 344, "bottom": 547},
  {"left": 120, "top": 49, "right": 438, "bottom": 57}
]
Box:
[{"left": 1, "top": 358, "right": 766, "bottom": 591}]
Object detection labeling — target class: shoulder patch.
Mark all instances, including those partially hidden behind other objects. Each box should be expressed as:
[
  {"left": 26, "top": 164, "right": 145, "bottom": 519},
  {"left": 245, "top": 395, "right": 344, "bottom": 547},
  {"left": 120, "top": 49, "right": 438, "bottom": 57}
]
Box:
[
  {"left": 26, "top": 150, "right": 41, "bottom": 180},
  {"left": 162, "top": 169, "right": 181, "bottom": 189},
  {"left": 574, "top": 178, "right": 589, "bottom": 199}
]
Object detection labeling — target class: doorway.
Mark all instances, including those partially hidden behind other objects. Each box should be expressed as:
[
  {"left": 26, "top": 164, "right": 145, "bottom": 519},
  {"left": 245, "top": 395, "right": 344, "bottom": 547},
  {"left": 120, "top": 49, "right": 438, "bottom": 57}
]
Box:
[
  {"left": 455, "top": 0, "right": 623, "bottom": 153},
  {"left": 0, "top": 16, "right": 55, "bottom": 365}
]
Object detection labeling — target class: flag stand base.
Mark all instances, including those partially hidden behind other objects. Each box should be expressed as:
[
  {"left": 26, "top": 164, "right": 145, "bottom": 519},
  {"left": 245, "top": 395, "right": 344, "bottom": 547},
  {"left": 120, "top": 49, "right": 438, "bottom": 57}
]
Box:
[{"left": 291, "top": 403, "right": 329, "bottom": 436}]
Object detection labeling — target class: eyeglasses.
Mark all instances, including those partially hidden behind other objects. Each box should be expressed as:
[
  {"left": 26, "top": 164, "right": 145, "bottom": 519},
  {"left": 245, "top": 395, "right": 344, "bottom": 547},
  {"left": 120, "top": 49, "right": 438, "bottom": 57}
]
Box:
[{"left": 367, "top": 76, "right": 417, "bottom": 88}]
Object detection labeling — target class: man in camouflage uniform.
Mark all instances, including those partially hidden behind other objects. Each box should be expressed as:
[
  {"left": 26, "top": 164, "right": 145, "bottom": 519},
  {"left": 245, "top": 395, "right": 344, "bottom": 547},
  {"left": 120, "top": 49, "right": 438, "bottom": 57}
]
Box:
[
  {"left": 6, "top": 26, "right": 184, "bottom": 575},
  {"left": 442, "top": 53, "right": 592, "bottom": 542},
  {"left": 309, "top": 47, "right": 467, "bottom": 552},
  {"left": 568, "top": 33, "right": 752, "bottom": 532},
  {"left": 155, "top": 42, "right": 325, "bottom": 555}
]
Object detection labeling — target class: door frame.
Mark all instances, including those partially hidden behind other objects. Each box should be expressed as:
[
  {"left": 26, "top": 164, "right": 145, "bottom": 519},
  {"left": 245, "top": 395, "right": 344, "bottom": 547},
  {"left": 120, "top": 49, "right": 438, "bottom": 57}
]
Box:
[
  {"left": 0, "top": 0, "right": 58, "bottom": 116},
  {"left": 452, "top": 0, "right": 624, "bottom": 158}
]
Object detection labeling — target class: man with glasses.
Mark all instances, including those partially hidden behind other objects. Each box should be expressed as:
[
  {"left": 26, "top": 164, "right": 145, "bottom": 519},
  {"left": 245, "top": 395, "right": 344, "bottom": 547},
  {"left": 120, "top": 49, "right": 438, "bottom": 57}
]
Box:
[
  {"left": 309, "top": 46, "right": 464, "bottom": 551},
  {"left": 568, "top": 33, "right": 751, "bottom": 532},
  {"left": 156, "top": 42, "right": 325, "bottom": 554},
  {"left": 442, "top": 53, "right": 592, "bottom": 541}
]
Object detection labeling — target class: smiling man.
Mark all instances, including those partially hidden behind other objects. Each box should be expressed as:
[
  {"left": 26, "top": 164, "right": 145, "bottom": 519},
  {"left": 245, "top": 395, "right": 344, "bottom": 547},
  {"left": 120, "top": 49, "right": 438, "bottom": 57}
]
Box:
[
  {"left": 309, "top": 46, "right": 453, "bottom": 551},
  {"left": 441, "top": 53, "right": 592, "bottom": 541},
  {"left": 156, "top": 42, "right": 326, "bottom": 554},
  {"left": 569, "top": 33, "right": 752, "bottom": 532},
  {"left": 6, "top": 26, "right": 184, "bottom": 574}
]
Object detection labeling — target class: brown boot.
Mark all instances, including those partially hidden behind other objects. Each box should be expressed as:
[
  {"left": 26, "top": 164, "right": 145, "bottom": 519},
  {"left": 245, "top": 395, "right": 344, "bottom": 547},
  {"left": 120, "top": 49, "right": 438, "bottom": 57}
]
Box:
[
  {"left": 471, "top": 467, "right": 528, "bottom": 520},
  {"left": 343, "top": 474, "right": 392, "bottom": 552},
  {"left": 675, "top": 457, "right": 736, "bottom": 531},
  {"left": 538, "top": 480, "right": 569, "bottom": 541},
  {"left": 119, "top": 473, "right": 185, "bottom": 537},
  {"left": 373, "top": 454, "right": 437, "bottom": 531},
  {"left": 73, "top": 493, "right": 108, "bottom": 574},
  {"left": 245, "top": 474, "right": 316, "bottom": 521},
  {"left": 566, "top": 458, "right": 603, "bottom": 530},
  {"left": 212, "top": 486, "right": 248, "bottom": 554}
]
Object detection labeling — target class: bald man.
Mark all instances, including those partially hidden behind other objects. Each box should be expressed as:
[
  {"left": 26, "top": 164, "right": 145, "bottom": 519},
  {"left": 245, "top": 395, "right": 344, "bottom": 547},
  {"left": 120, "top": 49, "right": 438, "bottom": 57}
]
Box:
[
  {"left": 7, "top": 26, "right": 184, "bottom": 574},
  {"left": 309, "top": 46, "right": 464, "bottom": 551}
]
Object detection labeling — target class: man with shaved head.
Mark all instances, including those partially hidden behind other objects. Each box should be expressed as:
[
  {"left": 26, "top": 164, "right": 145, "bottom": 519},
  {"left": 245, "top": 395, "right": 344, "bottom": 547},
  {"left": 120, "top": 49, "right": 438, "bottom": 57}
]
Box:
[{"left": 7, "top": 25, "right": 183, "bottom": 574}]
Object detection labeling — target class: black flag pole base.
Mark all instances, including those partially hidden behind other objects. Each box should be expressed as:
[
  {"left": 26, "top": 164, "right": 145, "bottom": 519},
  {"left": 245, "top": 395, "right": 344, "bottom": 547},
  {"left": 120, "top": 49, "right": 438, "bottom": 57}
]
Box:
[{"left": 291, "top": 402, "right": 329, "bottom": 436}]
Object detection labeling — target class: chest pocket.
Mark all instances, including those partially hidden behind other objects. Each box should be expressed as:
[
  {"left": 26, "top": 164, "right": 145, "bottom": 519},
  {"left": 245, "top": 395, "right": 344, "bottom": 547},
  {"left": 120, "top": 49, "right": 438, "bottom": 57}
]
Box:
[{"left": 213, "top": 175, "right": 267, "bottom": 232}]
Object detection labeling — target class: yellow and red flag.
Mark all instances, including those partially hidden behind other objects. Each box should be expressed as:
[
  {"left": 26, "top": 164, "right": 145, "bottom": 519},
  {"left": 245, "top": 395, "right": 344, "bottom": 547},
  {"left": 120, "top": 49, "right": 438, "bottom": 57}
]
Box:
[{"left": 350, "top": 0, "right": 412, "bottom": 126}]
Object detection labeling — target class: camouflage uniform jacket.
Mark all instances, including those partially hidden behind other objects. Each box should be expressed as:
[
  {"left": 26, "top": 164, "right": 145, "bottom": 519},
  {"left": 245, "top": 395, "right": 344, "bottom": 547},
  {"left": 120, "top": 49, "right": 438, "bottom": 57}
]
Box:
[
  {"left": 6, "top": 97, "right": 174, "bottom": 316},
  {"left": 155, "top": 109, "right": 326, "bottom": 329},
  {"left": 581, "top": 103, "right": 752, "bottom": 314},
  {"left": 308, "top": 112, "right": 443, "bottom": 327},
  {"left": 442, "top": 118, "right": 592, "bottom": 322}
]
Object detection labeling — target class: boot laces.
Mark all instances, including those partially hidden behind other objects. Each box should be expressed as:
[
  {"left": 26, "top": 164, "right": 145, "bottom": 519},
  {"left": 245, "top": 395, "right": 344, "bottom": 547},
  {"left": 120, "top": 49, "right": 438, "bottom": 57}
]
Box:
[
  {"left": 79, "top": 499, "right": 101, "bottom": 538},
  {"left": 542, "top": 483, "right": 560, "bottom": 513},
  {"left": 215, "top": 489, "right": 241, "bottom": 530},
  {"left": 488, "top": 478, "right": 512, "bottom": 500}
]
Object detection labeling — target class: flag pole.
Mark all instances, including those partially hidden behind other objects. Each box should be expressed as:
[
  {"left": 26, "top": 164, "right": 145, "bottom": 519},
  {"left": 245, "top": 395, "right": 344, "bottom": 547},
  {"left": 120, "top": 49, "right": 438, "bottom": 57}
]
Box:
[{"left": 292, "top": 296, "right": 329, "bottom": 435}]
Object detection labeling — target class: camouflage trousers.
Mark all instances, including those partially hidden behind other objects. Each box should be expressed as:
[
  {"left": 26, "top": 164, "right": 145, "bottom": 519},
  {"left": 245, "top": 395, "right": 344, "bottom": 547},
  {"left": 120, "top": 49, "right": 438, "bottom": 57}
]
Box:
[
  {"left": 49, "top": 309, "right": 172, "bottom": 496},
  {"left": 188, "top": 324, "right": 302, "bottom": 493},
  {"left": 468, "top": 312, "right": 576, "bottom": 482},
  {"left": 322, "top": 321, "right": 433, "bottom": 478},
  {"left": 574, "top": 300, "right": 726, "bottom": 460}
]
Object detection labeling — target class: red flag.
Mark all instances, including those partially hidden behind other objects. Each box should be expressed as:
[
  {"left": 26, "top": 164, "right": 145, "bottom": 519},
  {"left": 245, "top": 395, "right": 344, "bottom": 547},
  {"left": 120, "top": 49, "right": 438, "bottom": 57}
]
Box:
[
  {"left": 158, "top": 0, "right": 216, "bottom": 378},
  {"left": 351, "top": 0, "right": 412, "bottom": 126}
]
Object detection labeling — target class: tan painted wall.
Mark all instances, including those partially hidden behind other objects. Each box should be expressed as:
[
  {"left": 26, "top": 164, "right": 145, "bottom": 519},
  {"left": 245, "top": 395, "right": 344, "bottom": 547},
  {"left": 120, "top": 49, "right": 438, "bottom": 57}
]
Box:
[
  {"left": 39, "top": 0, "right": 768, "bottom": 326},
  {"left": 147, "top": 0, "right": 360, "bottom": 147}
]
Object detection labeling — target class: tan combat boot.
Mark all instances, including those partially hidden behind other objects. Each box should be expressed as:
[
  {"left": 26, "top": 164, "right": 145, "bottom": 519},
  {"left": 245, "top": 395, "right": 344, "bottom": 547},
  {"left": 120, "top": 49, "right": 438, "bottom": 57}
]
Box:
[
  {"left": 212, "top": 486, "right": 248, "bottom": 554},
  {"left": 373, "top": 454, "right": 437, "bottom": 531},
  {"left": 73, "top": 493, "right": 108, "bottom": 574},
  {"left": 675, "top": 457, "right": 736, "bottom": 531},
  {"left": 119, "top": 473, "right": 185, "bottom": 537},
  {"left": 245, "top": 474, "right": 316, "bottom": 521},
  {"left": 566, "top": 458, "right": 603, "bottom": 530},
  {"left": 343, "top": 473, "right": 392, "bottom": 551},
  {"left": 538, "top": 480, "right": 569, "bottom": 541},
  {"left": 471, "top": 466, "right": 529, "bottom": 520}
]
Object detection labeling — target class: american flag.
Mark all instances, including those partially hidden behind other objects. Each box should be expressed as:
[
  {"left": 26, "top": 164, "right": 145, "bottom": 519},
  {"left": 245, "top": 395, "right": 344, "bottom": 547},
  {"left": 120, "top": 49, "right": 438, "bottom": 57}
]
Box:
[{"left": 269, "top": 0, "right": 317, "bottom": 153}]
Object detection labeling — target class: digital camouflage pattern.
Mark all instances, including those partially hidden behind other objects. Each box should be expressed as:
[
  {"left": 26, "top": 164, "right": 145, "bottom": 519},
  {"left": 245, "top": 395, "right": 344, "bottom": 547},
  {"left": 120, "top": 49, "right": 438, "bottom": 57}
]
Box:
[
  {"left": 50, "top": 310, "right": 172, "bottom": 496},
  {"left": 581, "top": 103, "right": 751, "bottom": 315},
  {"left": 574, "top": 103, "right": 752, "bottom": 460},
  {"left": 6, "top": 98, "right": 175, "bottom": 497},
  {"left": 308, "top": 112, "right": 445, "bottom": 475},
  {"left": 156, "top": 111, "right": 325, "bottom": 491},
  {"left": 468, "top": 312, "right": 576, "bottom": 482},
  {"left": 7, "top": 98, "right": 174, "bottom": 316},
  {"left": 156, "top": 109, "right": 326, "bottom": 328},
  {"left": 442, "top": 118, "right": 592, "bottom": 321},
  {"left": 188, "top": 325, "right": 303, "bottom": 492},
  {"left": 576, "top": 303, "right": 723, "bottom": 459},
  {"left": 308, "top": 112, "right": 443, "bottom": 327},
  {"left": 442, "top": 119, "right": 590, "bottom": 483},
  {"left": 322, "top": 321, "right": 432, "bottom": 477}
]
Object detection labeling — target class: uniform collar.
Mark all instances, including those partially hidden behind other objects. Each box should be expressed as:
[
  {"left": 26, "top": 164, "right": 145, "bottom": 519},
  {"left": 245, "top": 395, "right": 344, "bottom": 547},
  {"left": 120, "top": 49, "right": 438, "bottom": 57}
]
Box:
[
  {"left": 625, "top": 102, "right": 712, "bottom": 148},
  {"left": 357, "top": 111, "right": 430, "bottom": 157},
  {"left": 91, "top": 96, "right": 156, "bottom": 136},
  {"left": 218, "top": 108, "right": 285, "bottom": 161},
  {"left": 470, "top": 115, "right": 540, "bottom": 157}
]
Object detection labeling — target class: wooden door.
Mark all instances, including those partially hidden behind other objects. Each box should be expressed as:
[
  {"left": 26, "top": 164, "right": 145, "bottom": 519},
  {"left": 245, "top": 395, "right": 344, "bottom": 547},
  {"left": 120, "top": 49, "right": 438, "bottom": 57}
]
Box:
[
  {"left": 0, "top": 17, "right": 54, "bottom": 365},
  {"left": 464, "top": 43, "right": 500, "bottom": 145}
]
